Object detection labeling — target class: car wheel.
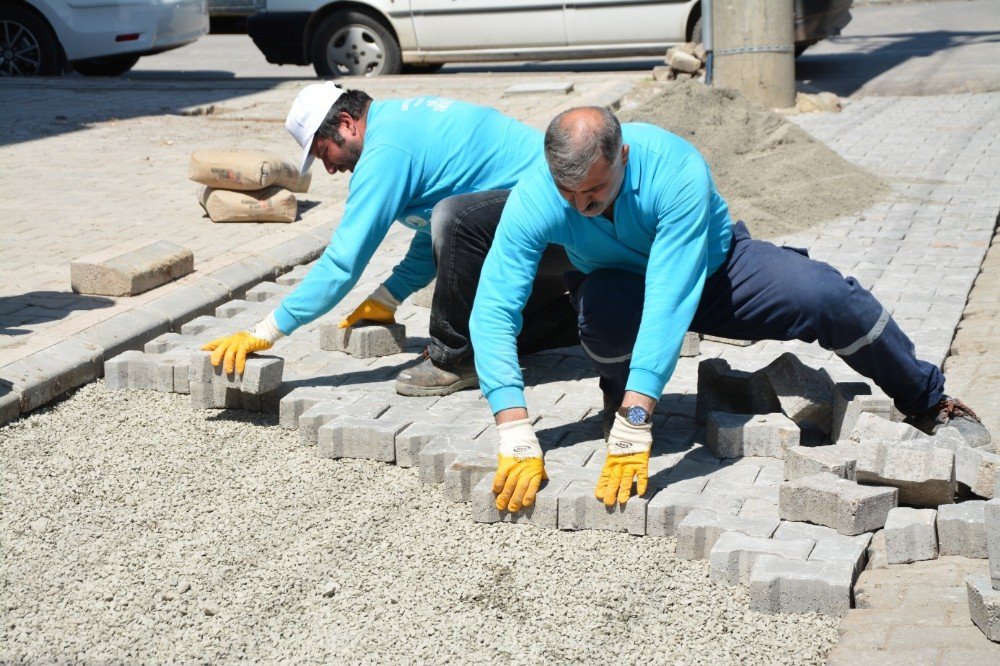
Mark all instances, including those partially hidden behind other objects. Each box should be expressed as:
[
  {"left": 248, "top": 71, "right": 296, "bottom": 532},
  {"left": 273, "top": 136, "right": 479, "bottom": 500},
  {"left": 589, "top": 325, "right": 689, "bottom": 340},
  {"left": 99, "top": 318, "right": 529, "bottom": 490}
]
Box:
[
  {"left": 0, "top": 6, "right": 61, "bottom": 76},
  {"left": 73, "top": 54, "right": 140, "bottom": 76},
  {"left": 311, "top": 9, "right": 401, "bottom": 78}
]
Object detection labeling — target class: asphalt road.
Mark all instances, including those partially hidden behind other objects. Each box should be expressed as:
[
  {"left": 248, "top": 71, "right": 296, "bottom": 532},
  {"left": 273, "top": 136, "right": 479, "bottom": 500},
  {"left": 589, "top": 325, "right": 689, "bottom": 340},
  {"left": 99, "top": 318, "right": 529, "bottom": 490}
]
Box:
[{"left": 121, "top": 0, "right": 999, "bottom": 97}]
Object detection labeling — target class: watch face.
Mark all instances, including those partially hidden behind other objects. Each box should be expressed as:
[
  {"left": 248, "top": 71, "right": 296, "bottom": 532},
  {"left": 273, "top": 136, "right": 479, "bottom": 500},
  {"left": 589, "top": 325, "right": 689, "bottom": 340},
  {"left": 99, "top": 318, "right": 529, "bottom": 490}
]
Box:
[{"left": 626, "top": 406, "right": 648, "bottom": 426}]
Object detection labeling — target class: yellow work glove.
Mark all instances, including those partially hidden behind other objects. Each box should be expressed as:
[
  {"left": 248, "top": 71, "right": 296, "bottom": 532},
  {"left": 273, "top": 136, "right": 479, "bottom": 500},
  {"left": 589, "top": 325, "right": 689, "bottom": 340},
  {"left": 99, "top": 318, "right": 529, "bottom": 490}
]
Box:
[
  {"left": 201, "top": 312, "right": 284, "bottom": 374},
  {"left": 338, "top": 284, "right": 400, "bottom": 328},
  {"left": 493, "top": 418, "right": 547, "bottom": 512},
  {"left": 596, "top": 413, "right": 652, "bottom": 506}
]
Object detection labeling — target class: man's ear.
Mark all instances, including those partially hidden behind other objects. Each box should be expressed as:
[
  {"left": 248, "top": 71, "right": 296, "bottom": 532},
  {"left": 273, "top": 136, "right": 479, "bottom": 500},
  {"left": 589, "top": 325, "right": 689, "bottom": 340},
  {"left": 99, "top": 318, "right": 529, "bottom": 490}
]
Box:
[
  {"left": 621, "top": 143, "right": 630, "bottom": 166},
  {"left": 340, "top": 111, "right": 358, "bottom": 136}
]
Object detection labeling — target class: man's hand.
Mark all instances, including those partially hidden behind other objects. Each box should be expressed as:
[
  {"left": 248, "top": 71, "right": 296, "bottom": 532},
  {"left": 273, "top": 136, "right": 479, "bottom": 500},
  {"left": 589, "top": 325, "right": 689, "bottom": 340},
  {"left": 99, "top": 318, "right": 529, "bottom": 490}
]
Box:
[
  {"left": 201, "top": 312, "right": 284, "bottom": 374},
  {"left": 596, "top": 412, "right": 652, "bottom": 506},
  {"left": 493, "top": 418, "right": 547, "bottom": 512},
  {"left": 339, "top": 284, "right": 400, "bottom": 328}
]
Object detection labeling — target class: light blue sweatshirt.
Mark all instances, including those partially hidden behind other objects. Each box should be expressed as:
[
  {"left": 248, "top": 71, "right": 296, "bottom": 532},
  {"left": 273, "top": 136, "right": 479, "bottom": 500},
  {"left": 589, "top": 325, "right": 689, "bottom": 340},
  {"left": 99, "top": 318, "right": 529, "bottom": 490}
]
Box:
[
  {"left": 470, "top": 123, "right": 734, "bottom": 414},
  {"left": 273, "top": 97, "right": 543, "bottom": 334}
]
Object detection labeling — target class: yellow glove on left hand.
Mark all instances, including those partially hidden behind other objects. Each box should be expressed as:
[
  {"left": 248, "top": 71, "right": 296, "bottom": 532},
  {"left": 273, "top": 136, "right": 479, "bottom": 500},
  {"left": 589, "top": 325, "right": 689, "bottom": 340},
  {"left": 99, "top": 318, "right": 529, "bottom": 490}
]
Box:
[
  {"left": 492, "top": 419, "right": 547, "bottom": 512},
  {"left": 339, "top": 284, "right": 400, "bottom": 328},
  {"left": 596, "top": 413, "right": 652, "bottom": 506}
]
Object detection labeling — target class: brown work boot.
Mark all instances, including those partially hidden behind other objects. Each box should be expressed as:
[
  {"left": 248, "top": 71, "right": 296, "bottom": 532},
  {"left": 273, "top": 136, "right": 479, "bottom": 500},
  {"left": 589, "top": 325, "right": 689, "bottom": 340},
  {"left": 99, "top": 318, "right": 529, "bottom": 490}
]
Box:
[
  {"left": 394, "top": 350, "right": 478, "bottom": 397},
  {"left": 904, "top": 396, "right": 991, "bottom": 449}
]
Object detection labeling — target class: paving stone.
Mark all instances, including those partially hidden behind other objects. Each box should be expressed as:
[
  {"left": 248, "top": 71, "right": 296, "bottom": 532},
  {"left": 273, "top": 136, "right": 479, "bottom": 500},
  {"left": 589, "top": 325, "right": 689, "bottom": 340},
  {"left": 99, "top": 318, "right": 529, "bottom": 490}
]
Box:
[
  {"left": 244, "top": 281, "right": 293, "bottom": 303},
  {"left": 645, "top": 490, "right": 744, "bottom": 537},
  {"left": 695, "top": 358, "right": 754, "bottom": 424},
  {"left": 75, "top": 308, "right": 170, "bottom": 363},
  {"left": 738, "top": 497, "right": 780, "bottom": 520},
  {"left": 190, "top": 380, "right": 242, "bottom": 410},
  {"left": 557, "top": 480, "right": 647, "bottom": 535},
  {"left": 0, "top": 340, "right": 103, "bottom": 413},
  {"left": 749, "top": 555, "right": 854, "bottom": 616},
  {"left": 967, "top": 572, "right": 1000, "bottom": 642},
  {"left": 394, "top": 422, "right": 484, "bottom": 469},
  {"left": 140, "top": 280, "right": 231, "bottom": 328},
  {"left": 706, "top": 412, "right": 799, "bottom": 460},
  {"left": 444, "top": 452, "right": 496, "bottom": 502},
  {"left": 206, "top": 257, "right": 276, "bottom": 299},
  {"left": 503, "top": 81, "right": 574, "bottom": 96},
  {"left": 808, "top": 533, "right": 871, "bottom": 580},
  {"left": 298, "top": 397, "right": 381, "bottom": 445},
  {"left": 956, "top": 447, "right": 1000, "bottom": 499},
  {"left": 987, "top": 499, "right": 1000, "bottom": 589},
  {"left": 864, "top": 529, "right": 888, "bottom": 570},
  {"left": 319, "top": 321, "right": 406, "bottom": 358},
  {"left": 144, "top": 333, "right": 195, "bottom": 354},
  {"left": 675, "top": 510, "right": 779, "bottom": 560},
  {"left": 317, "top": 415, "right": 411, "bottom": 462},
  {"left": 471, "top": 476, "right": 568, "bottom": 529},
  {"left": 104, "top": 350, "right": 143, "bottom": 390},
  {"left": 830, "top": 383, "right": 892, "bottom": 442},
  {"left": 855, "top": 439, "right": 956, "bottom": 507},
  {"left": 418, "top": 435, "right": 494, "bottom": 484},
  {"left": 277, "top": 386, "right": 345, "bottom": 430},
  {"left": 709, "top": 532, "right": 814, "bottom": 587},
  {"left": 214, "top": 300, "right": 252, "bottom": 319},
  {"left": 679, "top": 331, "right": 700, "bottom": 357},
  {"left": 778, "top": 472, "right": 897, "bottom": 536},
  {"left": 0, "top": 387, "right": 21, "bottom": 425},
  {"left": 213, "top": 356, "right": 284, "bottom": 395},
  {"left": 784, "top": 443, "right": 859, "bottom": 481},
  {"left": 71, "top": 240, "right": 194, "bottom": 296},
  {"left": 847, "top": 411, "right": 923, "bottom": 443},
  {"left": 750, "top": 352, "right": 836, "bottom": 440},
  {"left": 884, "top": 507, "right": 938, "bottom": 564},
  {"left": 937, "top": 501, "right": 988, "bottom": 558}
]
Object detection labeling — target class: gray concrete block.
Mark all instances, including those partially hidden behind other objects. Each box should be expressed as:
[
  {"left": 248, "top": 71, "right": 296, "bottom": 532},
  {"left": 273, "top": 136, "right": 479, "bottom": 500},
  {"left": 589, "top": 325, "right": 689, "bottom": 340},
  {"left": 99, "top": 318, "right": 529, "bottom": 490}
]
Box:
[
  {"left": 75, "top": 308, "right": 170, "bottom": 363},
  {"left": 738, "top": 497, "right": 780, "bottom": 520},
  {"left": 418, "top": 435, "right": 494, "bottom": 484},
  {"left": 706, "top": 412, "right": 799, "bottom": 459},
  {"left": 214, "top": 299, "right": 251, "bottom": 319},
  {"left": 847, "top": 411, "right": 923, "bottom": 443},
  {"left": 557, "top": 480, "right": 647, "bottom": 535},
  {"left": 179, "top": 315, "right": 220, "bottom": 337},
  {"left": 277, "top": 386, "right": 345, "bottom": 430},
  {"left": 104, "top": 350, "right": 143, "bottom": 389},
  {"left": 244, "top": 281, "right": 294, "bottom": 303},
  {"left": 213, "top": 356, "right": 284, "bottom": 395},
  {"left": 864, "top": 529, "right": 888, "bottom": 570},
  {"left": 275, "top": 264, "right": 311, "bottom": 287},
  {"left": 749, "top": 555, "right": 854, "bottom": 616},
  {"left": 701, "top": 334, "right": 754, "bottom": 347},
  {"left": 808, "top": 533, "right": 871, "bottom": 580},
  {"left": 937, "top": 501, "right": 987, "bottom": 558},
  {"left": 144, "top": 333, "right": 193, "bottom": 354},
  {"left": 444, "top": 452, "right": 496, "bottom": 502},
  {"left": 395, "top": 421, "right": 473, "bottom": 468},
  {"left": 967, "top": 572, "right": 1000, "bottom": 642},
  {"left": 471, "top": 475, "right": 567, "bottom": 529},
  {"left": 71, "top": 240, "right": 193, "bottom": 296},
  {"left": 0, "top": 340, "right": 103, "bottom": 413},
  {"left": 675, "top": 510, "right": 779, "bottom": 560},
  {"left": 139, "top": 280, "right": 231, "bottom": 329},
  {"left": 679, "top": 331, "right": 700, "bottom": 357},
  {"left": 957, "top": 447, "right": 1000, "bottom": 499},
  {"left": 319, "top": 321, "right": 406, "bottom": 358},
  {"left": 172, "top": 360, "right": 190, "bottom": 395},
  {"left": 884, "top": 507, "right": 938, "bottom": 564},
  {"left": 298, "top": 397, "right": 381, "bottom": 446},
  {"left": 784, "top": 443, "right": 859, "bottom": 481},
  {"left": 256, "top": 235, "right": 325, "bottom": 274},
  {"left": 709, "top": 532, "right": 814, "bottom": 587},
  {"left": 987, "top": 499, "right": 1000, "bottom": 589},
  {"left": 0, "top": 385, "right": 20, "bottom": 426},
  {"left": 645, "top": 490, "right": 744, "bottom": 537},
  {"left": 830, "top": 383, "right": 891, "bottom": 443},
  {"left": 855, "top": 439, "right": 956, "bottom": 507},
  {"left": 206, "top": 256, "right": 276, "bottom": 299},
  {"left": 778, "top": 473, "right": 897, "bottom": 536},
  {"left": 317, "top": 416, "right": 411, "bottom": 462},
  {"left": 695, "top": 358, "right": 754, "bottom": 425},
  {"left": 750, "top": 353, "right": 835, "bottom": 440},
  {"left": 189, "top": 380, "right": 242, "bottom": 410}
]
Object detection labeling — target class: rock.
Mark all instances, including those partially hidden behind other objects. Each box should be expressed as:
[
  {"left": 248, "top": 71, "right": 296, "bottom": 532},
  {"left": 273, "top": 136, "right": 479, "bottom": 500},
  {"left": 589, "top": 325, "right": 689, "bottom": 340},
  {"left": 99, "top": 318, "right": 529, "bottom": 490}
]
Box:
[
  {"left": 795, "top": 92, "right": 843, "bottom": 114},
  {"left": 321, "top": 581, "right": 339, "bottom": 598},
  {"left": 652, "top": 65, "right": 674, "bottom": 82},
  {"left": 670, "top": 50, "right": 702, "bottom": 73}
]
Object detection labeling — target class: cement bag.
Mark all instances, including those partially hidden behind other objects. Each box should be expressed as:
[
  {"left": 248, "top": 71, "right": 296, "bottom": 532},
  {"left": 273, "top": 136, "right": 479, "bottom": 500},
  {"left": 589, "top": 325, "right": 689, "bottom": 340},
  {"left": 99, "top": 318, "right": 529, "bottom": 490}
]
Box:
[
  {"left": 189, "top": 150, "right": 311, "bottom": 193},
  {"left": 199, "top": 186, "right": 298, "bottom": 223}
]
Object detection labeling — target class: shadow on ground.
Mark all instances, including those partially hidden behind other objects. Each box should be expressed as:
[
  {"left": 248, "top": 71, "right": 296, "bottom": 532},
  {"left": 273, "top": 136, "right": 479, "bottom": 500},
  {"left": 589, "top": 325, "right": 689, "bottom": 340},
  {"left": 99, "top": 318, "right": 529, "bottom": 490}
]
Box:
[{"left": 0, "top": 292, "right": 115, "bottom": 336}]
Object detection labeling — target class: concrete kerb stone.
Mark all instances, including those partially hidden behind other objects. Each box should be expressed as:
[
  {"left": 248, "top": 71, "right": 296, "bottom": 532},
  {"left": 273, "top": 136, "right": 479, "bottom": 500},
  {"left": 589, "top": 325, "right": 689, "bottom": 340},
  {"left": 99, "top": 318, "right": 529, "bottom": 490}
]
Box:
[
  {"left": 784, "top": 443, "right": 859, "bottom": 481},
  {"left": 883, "top": 507, "right": 939, "bottom": 564},
  {"left": 967, "top": 572, "right": 1000, "bottom": 642},
  {"left": 709, "top": 532, "right": 815, "bottom": 587},
  {"left": 70, "top": 240, "right": 194, "bottom": 297},
  {"left": 244, "top": 282, "right": 294, "bottom": 303},
  {"left": 937, "top": 500, "right": 987, "bottom": 558},
  {"left": 76, "top": 308, "right": 171, "bottom": 364},
  {"left": 139, "top": 281, "right": 231, "bottom": 328},
  {"left": 206, "top": 257, "right": 277, "bottom": 299},
  {"left": 0, "top": 339, "right": 103, "bottom": 414},
  {"left": 706, "top": 411, "right": 800, "bottom": 459},
  {"left": 254, "top": 235, "right": 326, "bottom": 274},
  {"left": 471, "top": 476, "right": 568, "bottom": 529},
  {"left": 557, "top": 480, "right": 648, "bottom": 535},
  {"left": 749, "top": 555, "right": 854, "bottom": 616},
  {"left": 0, "top": 383, "right": 21, "bottom": 425},
  {"left": 778, "top": 472, "right": 897, "bottom": 536}
]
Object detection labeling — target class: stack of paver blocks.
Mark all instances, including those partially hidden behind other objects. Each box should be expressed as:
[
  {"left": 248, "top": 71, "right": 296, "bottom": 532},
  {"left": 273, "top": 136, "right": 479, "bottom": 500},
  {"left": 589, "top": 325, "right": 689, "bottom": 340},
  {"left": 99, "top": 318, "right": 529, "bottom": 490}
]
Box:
[{"left": 967, "top": 499, "right": 1000, "bottom": 642}]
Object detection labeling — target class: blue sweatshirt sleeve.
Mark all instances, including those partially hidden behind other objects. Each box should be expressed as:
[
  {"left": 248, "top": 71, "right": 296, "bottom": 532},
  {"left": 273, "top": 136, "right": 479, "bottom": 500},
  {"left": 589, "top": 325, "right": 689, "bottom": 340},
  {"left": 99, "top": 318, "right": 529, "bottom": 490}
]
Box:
[
  {"left": 383, "top": 231, "right": 436, "bottom": 302},
  {"left": 274, "top": 145, "right": 419, "bottom": 333},
  {"left": 469, "top": 187, "right": 548, "bottom": 414},
  {"left": 625, "top": 155, "right": 714, "bottom": 399}
]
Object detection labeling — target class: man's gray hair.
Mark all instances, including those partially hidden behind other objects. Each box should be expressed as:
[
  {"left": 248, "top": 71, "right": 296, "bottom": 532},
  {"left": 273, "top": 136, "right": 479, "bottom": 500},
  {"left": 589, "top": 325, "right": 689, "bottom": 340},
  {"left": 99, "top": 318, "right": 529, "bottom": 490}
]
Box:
[{"left": 544, "top": 107, "right": 623, "bottom": 187}]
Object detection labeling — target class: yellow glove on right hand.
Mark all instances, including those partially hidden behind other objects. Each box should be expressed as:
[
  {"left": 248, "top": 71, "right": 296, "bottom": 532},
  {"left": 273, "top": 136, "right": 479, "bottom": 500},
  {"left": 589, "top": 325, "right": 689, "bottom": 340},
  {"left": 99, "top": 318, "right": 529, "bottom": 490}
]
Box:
[
  {"left": 596, "top": 413, "right": 652, "bottom": 506},
  {"left": 339, "top": 284, "right": 400, "bottom": 328},
  {"left": 492, "top": 419, "right": 547, "bottom": 512},
  {"left": 201, "top": 313, "right": 283, "bottom": 374}
]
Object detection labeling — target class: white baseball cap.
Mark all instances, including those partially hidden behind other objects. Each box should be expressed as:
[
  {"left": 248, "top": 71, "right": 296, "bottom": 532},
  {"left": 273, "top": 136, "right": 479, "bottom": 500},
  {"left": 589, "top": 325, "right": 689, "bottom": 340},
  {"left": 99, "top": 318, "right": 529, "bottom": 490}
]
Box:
[{"left": 285, "top": 81, "right": 345, "bottom": 174}]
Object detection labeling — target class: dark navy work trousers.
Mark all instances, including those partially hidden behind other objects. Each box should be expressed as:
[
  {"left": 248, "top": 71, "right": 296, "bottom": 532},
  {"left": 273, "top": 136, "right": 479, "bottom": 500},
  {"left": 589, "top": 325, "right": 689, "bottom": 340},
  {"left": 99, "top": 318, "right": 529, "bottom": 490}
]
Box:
[{"left": 567, "top": 221, "right": 945, "bottom": 416}]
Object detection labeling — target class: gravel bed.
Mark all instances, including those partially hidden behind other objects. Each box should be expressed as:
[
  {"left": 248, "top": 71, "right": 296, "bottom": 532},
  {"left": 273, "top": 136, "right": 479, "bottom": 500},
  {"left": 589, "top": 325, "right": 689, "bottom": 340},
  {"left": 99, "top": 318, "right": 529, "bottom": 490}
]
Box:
[{"left": 1, "top": 383, "right": 840, "bottom": 664}]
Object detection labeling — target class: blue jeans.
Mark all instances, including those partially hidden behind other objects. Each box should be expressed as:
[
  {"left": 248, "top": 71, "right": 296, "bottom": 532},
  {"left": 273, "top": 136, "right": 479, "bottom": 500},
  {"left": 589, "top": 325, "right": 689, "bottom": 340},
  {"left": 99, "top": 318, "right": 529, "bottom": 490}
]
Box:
[{"left": 566, "top": 221, "right": 945, "bottom": 416}]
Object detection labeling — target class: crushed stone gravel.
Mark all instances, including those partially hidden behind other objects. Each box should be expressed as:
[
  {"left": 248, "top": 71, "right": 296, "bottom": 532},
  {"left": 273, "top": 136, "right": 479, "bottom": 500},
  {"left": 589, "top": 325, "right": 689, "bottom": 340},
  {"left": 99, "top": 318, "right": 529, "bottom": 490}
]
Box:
[{"left": 1, "top": 383, "right": 840, "bottom": 663}]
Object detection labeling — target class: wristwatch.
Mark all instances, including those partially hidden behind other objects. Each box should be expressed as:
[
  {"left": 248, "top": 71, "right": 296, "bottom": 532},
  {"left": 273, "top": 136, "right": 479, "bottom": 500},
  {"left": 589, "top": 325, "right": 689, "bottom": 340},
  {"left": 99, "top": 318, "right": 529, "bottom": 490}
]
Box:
[{"left": 618, "top": 405, "right": 651, "bottom": 426}]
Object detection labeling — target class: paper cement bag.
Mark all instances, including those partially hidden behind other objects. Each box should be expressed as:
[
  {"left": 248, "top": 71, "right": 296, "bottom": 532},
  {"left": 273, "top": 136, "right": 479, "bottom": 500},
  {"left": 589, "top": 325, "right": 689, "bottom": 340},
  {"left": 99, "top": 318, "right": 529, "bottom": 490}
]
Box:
[
  {"left": 199, "top": 186, "right": 298, "bottom": 223},
  {"left": 189, "top": 150, "right": 311, "bottom": 193}
]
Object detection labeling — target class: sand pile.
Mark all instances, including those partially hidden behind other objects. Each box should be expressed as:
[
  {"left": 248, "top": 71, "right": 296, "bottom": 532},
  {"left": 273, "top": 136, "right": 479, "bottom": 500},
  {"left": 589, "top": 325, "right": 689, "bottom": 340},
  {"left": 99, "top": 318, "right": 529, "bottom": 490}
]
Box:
[{"left": 619, "top": 82, "right": 887, "bottom": 240}]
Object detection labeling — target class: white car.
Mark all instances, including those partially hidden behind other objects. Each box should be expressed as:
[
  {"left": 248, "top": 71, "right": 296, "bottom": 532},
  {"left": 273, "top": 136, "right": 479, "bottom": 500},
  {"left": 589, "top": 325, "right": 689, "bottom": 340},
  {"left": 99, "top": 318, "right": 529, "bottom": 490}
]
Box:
[{"left": 0, "top": 0, "right": 209, "bottom": 76}]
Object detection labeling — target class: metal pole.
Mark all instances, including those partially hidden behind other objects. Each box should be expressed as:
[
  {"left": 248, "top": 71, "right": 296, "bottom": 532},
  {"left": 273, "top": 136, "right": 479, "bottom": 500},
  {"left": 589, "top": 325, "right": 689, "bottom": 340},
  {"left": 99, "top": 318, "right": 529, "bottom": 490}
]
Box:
[{"left": 703, "top": 0, "right": 714, "bottom": 85}]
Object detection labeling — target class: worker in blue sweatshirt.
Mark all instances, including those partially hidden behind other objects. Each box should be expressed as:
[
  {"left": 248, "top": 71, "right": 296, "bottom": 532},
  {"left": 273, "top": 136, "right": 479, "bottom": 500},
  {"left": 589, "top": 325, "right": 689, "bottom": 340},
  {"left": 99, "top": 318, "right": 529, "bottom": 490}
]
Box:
[
  {"left": 470, "top": 106, "right": 987, "bottom": 514},
  {"left": 202, "top": 82, "right": 578, "bottom": 394}
]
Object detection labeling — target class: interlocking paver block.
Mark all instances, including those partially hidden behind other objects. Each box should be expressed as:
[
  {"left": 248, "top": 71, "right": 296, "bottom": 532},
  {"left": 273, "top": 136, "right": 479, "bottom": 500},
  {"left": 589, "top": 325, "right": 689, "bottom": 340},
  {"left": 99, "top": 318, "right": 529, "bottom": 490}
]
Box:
[
  {"left": 104, "top": 350, "right": 144, "bottom": 389},
  {"left": 808, "top": 533, "right": 871, "bottom": 579},
  {"left": 244, "top": 281, "right": 294, "bottom": 303},
  {"left": 645, "top": 490, "right": 744, "bottom": 537},
  {"left": 709, "top": 532, "right": 814, "bottom": 587},
  {"left": 680, "top": 331, "right": 700, "bottom": 357},
  {"left": 277, "top": 386, "right": 345, "bottom": 430},
  {"left": 675, "top": 509, "right": 779, "bottom": 560},
  {"left": 297, "top": 397, "right": 372, "bottom": 445},
  {"left": 706, "top": 412, "right": 799, "bottom": 459},
  {"left": 557, "top": 480, "right": 647, "bottom": 535},
  {"left": 957, "top": 447, "right": 1000, "bottom": 499},
  {"left": 937, "top": 501, "right": 987, "bottom": 558},
  {"left": 214, "top": 356, "right": 284, "bottom": 395},
  {"left": 778, "top": 472, "right": 897, "bottom": 536},
  {"left": 444, "top": 452, "right": 497, "bottom": 502},
  {"left": 884, "top": 507, "right": 938, "bottom": 564},
  {"left": 784, "top": 443, "right": 859, "bottom": 481},
  {"left": 987, "top": 499, "right": 1000, "bottom": 589},
  {"left": 418, "top": 435, "right": 494, "bottom": 484},
  {"left": 317, "top": 416, "right": 411, "bottom": 462},
  {"left": 71, "top": 240, "right": 193, "bottom": 296},
  {"left": 695, "top": 358, "right": 754, "bottom": 424},
  {"left": 749, "top": 555, "right": 854, "bottom": 616},
  {"left": 319, "top": 321, "right": 406, "bottom": 358},
  {"left": 830, "top": 382, "right": 890, "bottom": 442},
  {"left": 394, "top": 422, "right": 483, "bottom": 469},
  {"left": 750, "top": 353, "right": 835, "bottom": 440},
  {"left": 967, "top": 572, "right": 1000, "bottom": 643},
  {"left": 471, "top": 476, "right": 568, "bottom": 529},
  {"left": 855, "top": 439, "right": 956, "bottom": 507},
  {"left": 847, "top": 411, "right": 923, "bottom": 443},
  {"left": 214, "top": 300, "right": 252, "bottom": 319}
]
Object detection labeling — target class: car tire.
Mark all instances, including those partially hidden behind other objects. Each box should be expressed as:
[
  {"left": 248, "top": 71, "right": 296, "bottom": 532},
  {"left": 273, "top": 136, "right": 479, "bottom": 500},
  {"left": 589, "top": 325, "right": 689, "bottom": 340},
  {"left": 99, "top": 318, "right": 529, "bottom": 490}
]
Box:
[
  {"left": 73, "top": 54, "right": 140, "bottom": 76},
  {"left": 310, "top": 9, "right": 401, "bottom": 78},
  {"left": 0, "top": 6, "right": 62, "bottom": 76}
]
